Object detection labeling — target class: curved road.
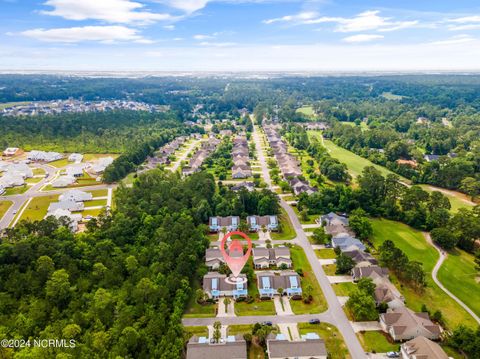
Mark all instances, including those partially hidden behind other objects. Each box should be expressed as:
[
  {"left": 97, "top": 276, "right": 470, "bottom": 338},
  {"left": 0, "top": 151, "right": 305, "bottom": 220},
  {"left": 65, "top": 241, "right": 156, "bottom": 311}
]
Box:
[{"left": 424, "top": 232, "right": 480, "bottom": 325}]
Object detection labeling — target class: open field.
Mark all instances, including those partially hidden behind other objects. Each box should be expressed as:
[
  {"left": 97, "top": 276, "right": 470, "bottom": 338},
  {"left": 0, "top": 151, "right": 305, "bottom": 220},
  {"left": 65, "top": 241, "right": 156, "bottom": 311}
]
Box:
[
  {"left": 332, "top": 282, "right": 357, "bottom": 296},
  {"left": 437, "top": 248, "right": 480, "bottom": 318},
  {"left": 381, "top": 92, "right": 407, "bottom": 100},
  {"left": 370, "top": 218, "right": 477, "bottom": 328},
  {"left": 0, "top": 201, "right": 13, "bottom": 220},
  {"left": 184, "top": 326, "right": 208, "bottom": 338},
  {"left": 0, "top": 101, "right": 31, "bottom": 110},
  {"left": 298, "top": 323, "right": 350, "bottom": 359},
  {"left": 227, "top": 324, "right": 254, "bottom": 335},
  {"left": 83, "top": 153, "right": 119, "bottom": 161},
  {"left": 290, "top": 245, "right": 328, "bottom": 314},
  {"left": 296, "top": 106, "right": 315, "bottom": 117},
  {"left": 4, "top": 185, "right": 29, "bottom": 195},
  {"left": 271, "top": 208, "right": 296, "bottom": 240},
  {"left": 315, "top": 249, "right": 336, "bottom": 259},
  {"left": 235, "top": 300, "right": 276, "bottom": 316},
  {"left": 49, "top": 158, "right": 70, "bottom": 168},
  {"left": 356, "top": 331, "right": 399, "bottom": 353},
  {"left": 19, "top": 194, "right": 59, "bottom": 222}
]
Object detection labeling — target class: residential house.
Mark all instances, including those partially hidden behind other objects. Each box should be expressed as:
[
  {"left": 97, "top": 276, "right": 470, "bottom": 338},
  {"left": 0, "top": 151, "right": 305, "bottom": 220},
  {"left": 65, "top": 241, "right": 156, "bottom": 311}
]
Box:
[
  {"left": 202, "top": 272, "right": 248, "bottom": 299},
  {"left": 59, "top": 189, "right": 93, "bottom": 202},
  {"left": 208, "top": 216, "right": 240, "bottom": 232},
  {"left": 320, "top": 212, "right": 349, "bottom": 227},
  {"left": 68, "top": 153, "right": 83, "bottom": 163},
  {"left": 186, "top": 335, "right": 247, "bottom": 359},
  {"left": 343, "top": 249, "right": 378, "bottom": 266},
  {"left": 3, "top": 147, "right": 19, "bottom": 156},
  {"left": 205, "top": 248, "right": 225, "bottom": 270},
  {"left": 257, "top": 271, "right": 302, "bottom": 298},
  {"left": 0, "top": 185, "right": 5, "bottom": 195},
  {"left": 65, "top": 164, "right": 85, "bottom": 177},
  {"left": 247, "top": 215, "right": 279, "bottom": 231},
  {"left": 47, "top": 208, "right": 82, "bottom": 232},
  {"left": 51, "top": 176, "right": 76, "bottom": 188},
  {"left": 267, "top": 333, "right": 327, "bottom": 359},
  {"left": 374, "top": 278, "right": 405, "bottom": 309},
  {"left": 252, "top": 247, "right": 292, "bottom": 269},
  {"left": 89, "top": 157, "right": 114, "bottom": 174},
  {"left": 332, "top": 233, "right": 366, "bottom": 252},
  {"left": 0, "top": 173, "right": 25, "bottom": 187},
  {"left": 27, "top": 150, "right": 63, "bottom": 162},
  {"left": 400, "top": 336, "right": 448, "bottom": 359},
  {"left": 423, "top": 154, "right": 441, "bottom": 162},
  {"left": 289, "top": 177, "right": 316, "bottom": 195},
  {"left": 48, "top": 200, "right": 84, "bottom": 213},
  {"left": 352, "top": 266, "right": 389, "bottom": 282},
  {"left": 232, "top": 167, "right": 252, "bottom": 179},
  {"left": 231, "top": 182, "right": 254, "bottom": 192},
  {"left": 380, "top": 307, "right": 442, "bottom": 341}
]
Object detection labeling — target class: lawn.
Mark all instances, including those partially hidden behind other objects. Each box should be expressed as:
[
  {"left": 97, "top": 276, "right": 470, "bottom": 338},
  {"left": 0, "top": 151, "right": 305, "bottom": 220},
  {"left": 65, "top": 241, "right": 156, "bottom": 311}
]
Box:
[
  {"left": 437, "top": 248, "right": 480, "bottom": 318},
  {"left": 292, "top": 206, "right": 317, "bottom": 224},
  {"left": 370, "top": 218, "right": 478, "bottom": 329},
  {"left": 83, "top": 153, "right": 119, "bottom": 161},
  {"left": 184, "top": 326, "right": 208, "bottom": 338},
  {"left": 271, "top": 208, "right": 296, "bottom": 240},
  {"left": 4, "top": 185, "right": 29, "bottom": 195},
  {"left": 296, "top": 106, "right": 315, "bottom": 117},
  {"left": 315, "top": 249, "right": 336, "bottom": 259},
  {"left": 81, "top": 208, "right": 104, "bottom": 217},
  {"left": 234, "top": 300, "right": 276, "bottom": 316},
  {"left": 25, "top": 177, "right": 43, "bottom": 184},
  {"left": 183, "top": 281, "right": 217, "bottom": 318},
  {"left": 298, "top": 323, "right": 350, "bottom": 359},
  {"left": 332, "top": 282, "right": 357, "bottom": 296},
  {"left": 323, "top": 264, "right": 337, "bottom": 276},
  {"left": 84, "top": 199, "right": 107, "bottom": 207},
  {"left": 32, "top": 168, "right": 46, "bottom": 176},
  {"left": 290, "top": 245, "right": 328, "bottom": 314},
  {"left": 227, "top": 324, "right": 254, "bottom": 335},
  {"left": 357, "top": 331, "right": 399, "bottom": 353},
  {"left": 0, "top": 201, "right": 13, "bottom": 220},
  {"left": 249, "top": 343, "right": 265, "bottom": 359},
  {"left": 49, "top": 158, "right": 70, "bottom": 168},
  {"left": 88, "top": 189, "right": 108, "bottom": 197},
  {"left": 0, "top": 101, "right": 31, "bottom": 110},
  {"left": 419, "top": 185, "right": 476, "bottom": 212},
  {"left": 19, "top": 195, "right": 59, "bottom": 222}
]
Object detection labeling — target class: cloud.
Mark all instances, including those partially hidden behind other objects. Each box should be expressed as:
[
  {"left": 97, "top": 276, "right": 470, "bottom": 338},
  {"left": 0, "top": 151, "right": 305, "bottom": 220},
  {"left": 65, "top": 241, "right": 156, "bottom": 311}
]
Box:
[
  {"left": 430, "top": 34, "right": 476, "bottom": 45},
  {"left": 198, "top": 41, "right": 236, "bottom": 47},
  {"left": 21, "top": 25, "right": 150, "bottom": 43},
  {"left": 41, "top": 0, "right": 175, "bottom": 24},
  {"left": 264, "top": 10, "right": 418, "bottom": 33},
  {"left": 447, "top": 15, "right": 480, "bottom": 31},
  {"left": 158, "top": 0, "right": 209, "bottom": 13},
  {"left": 193, "top": 34, "right": 214, "bottom": 40},
  {"left": 342, "top": 34, "right": 384, "bottom": 43}
]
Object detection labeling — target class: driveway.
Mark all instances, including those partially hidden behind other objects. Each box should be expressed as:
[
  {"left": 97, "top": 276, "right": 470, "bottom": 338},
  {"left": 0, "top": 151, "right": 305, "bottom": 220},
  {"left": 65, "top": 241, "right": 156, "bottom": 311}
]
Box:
[
  {"left": 328, "top": 275, "right": 354, "bottom": 283},
  {"left": 350, "top": 321, "right": 382, "bottom": 333},
  {"left": 277, "top": 323, "right": 301, "bottom": 341}
]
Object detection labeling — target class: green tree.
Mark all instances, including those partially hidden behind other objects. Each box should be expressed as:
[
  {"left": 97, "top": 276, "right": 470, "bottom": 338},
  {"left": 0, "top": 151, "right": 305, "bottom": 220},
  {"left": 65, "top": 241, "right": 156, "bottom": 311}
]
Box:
[
  {"left": 346, "top": 290, "right": 378, "bottom": 321},
  {"left": 431, "top": 227, "right": 458, "bottom": 250},
  {"left": 335, "top": 253, "right": 355, "bottom": 274}
]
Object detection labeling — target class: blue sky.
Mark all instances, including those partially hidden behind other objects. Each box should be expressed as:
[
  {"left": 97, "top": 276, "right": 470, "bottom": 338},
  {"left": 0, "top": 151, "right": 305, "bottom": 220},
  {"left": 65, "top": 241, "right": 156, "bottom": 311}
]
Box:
[{"left": 1, "top": 0, "right": 480, "bottom": 71}]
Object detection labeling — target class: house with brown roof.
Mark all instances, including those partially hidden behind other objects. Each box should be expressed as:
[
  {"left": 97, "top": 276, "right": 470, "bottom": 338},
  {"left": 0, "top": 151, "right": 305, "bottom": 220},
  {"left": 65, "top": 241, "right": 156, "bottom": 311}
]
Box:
[
  {"left": 202, "top": 272, "right": 248, "bottom": 300},
  {"left": 186, "top": 335, "right": 247, "bottom": 359},
  {"left": 247, "top": 215, "right": 279, "bottom": 231},
  {"left": 205, "top": 248, "right": 225, "bottom": 270},
  {"left": 352, "top": 266, "right": 389, "bottom": 282},
  {"left": 400, "top": 336, "right": 448, "bottom": 359},
  {"left": 267, "top": 333, "right": 327, "bottom": 359},
  {"left": 209, "top": 216, "right": 240, "bottom": 232},
  {"left": 380, "top": 307, "right": 442, "bottom": 341},
  {"left": 252, "top": 247, "right": 292, "bottom": 269},
  {"left": 374, "top": 277, "right": 405, "bottom": 309},
  {"left": 257, "top": 271, "right": 302, "bottom": 298},
  {"left": 343, "top": 249, "right": 378, "bottom": 266}
]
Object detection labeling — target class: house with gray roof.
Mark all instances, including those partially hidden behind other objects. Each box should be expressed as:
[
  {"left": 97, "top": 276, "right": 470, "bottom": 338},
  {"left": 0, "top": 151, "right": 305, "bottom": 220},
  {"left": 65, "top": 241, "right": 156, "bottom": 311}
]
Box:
[
  {"left": 51, "top": 175, "right": 76, "bottom": 188},
  {"left": 205, "top": 248, "right": 225, "bottom": 270},
  {"left": 47, "top": 208, "right": 82, "bottom": 232},
  {"left": 320, "top": 212, "right": 349, "bottom": 227},
  {"left": 202, "top": 272, "right": 247, "bottom": 300},
  {"left": 247, "top": 215, "right": 278, "bottom": 231},
  {"left": 186, "top": 335, "right": 247, "bottom": 359},
  {"left": 267, "top": 333, "right": 327, "bottom": 359},
  {"left": 252, "top": 247, "right": 292, "bottom": 269},
  {"left": 257, "top": 271, "right": 302, "bottom": 298},
  {"left": 48, "top": 200, "right": 84, "bottom": 213},
  {"left": 59, "top": 189, "right": 93, "bottom": 202},
  {"left": 68, "top": 153, "right": 83, "bottom": 163},
  {"left": 380, "top": 307, "right": 442, "bottom": 341},
  {"left": 332, "top": 233, "right": 366, "bottom": 252},
  {"left": 27, "top": 150, "right": 63, "bottom": 162},
  {"left": 352, "top": 266, "right": 388, "bottom": 282},
  {"left": 0, "top": 185, "right": 5, "bottom": 195}
]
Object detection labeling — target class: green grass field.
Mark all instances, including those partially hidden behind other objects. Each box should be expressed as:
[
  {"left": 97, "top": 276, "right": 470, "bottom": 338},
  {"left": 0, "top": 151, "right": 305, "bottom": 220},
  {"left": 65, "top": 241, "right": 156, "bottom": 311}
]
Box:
[
  {"left": 271, "top": 208, "right": 296, "bottom": 240},
  {"left": 183, "top": 281, "right": 217, "bottom": 318},
  {"left": 370, "top": 218, "right": 477, "bottom": 328},
  {"left": 227, "top": 324, "right": 254, "bottom": 335},
  {"left": 290, "top": 245, "right": 328, "bottom": 314},
  {"left": 49, "top": 158, "right": 70, "bottom": 168},
  {"left": 381, "top": 92, "right": 406, "bottom": 100},
  {"left": 357, "top": 331, "right": 399, "bottom": 353},
  {"left": 438, "top": 249, "right": 480, "bottom": 318},
  {"left": 296, "top": 106, "right": 315, "bottom": 117},
  {"left": 4, "top": 185, "right": 29, "bottom": 195},
  {"left": 235, "top": 300, "right": 276, "bottom": 316},
  {"left": 19, "top": 195, "right": 59, "bottom": 222},
  {"left": 184, "top": 326, "right": 208, "bottom": 338},
  {"left": 84, "top": 199, "right": 107, "bottom": 207},
  {"left": 419, "top": 185, "right": 477, "bottom": 212},
  {"left": 81, "top": 208, "right": 104, "bottom": 217},
  {"left": 0, "top": 201, "right": 13, "bottom": 220},
  {"left": 88, "top": 189, "right": 108, "bottom": 197},
  {"left": 315, "top": 249, "right": 336, "bottom": 259},
  {"left": 332, "top": 282, "right": 357, "bottom": 296},
  {"left": 298, "top": 323, "right": 350, "bottom": 359},
  {"left": 0, "top": 101, "right": 31, "bottom": 110},
  {"left": 32, "top": 168, "right": 46, "bottom": 176}
]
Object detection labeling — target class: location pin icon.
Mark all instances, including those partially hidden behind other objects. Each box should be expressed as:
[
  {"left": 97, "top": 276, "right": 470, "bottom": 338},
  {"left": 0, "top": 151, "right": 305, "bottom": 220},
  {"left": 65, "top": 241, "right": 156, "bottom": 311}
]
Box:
[{"left": 220, "top": 231, "right": 252, "bottom": 278}]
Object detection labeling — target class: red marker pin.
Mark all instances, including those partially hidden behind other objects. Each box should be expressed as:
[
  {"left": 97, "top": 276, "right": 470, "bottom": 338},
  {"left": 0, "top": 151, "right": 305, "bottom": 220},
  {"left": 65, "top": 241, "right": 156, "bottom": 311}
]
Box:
[{"left": 220, "top": 231, "right": 252, "bottom": 278}]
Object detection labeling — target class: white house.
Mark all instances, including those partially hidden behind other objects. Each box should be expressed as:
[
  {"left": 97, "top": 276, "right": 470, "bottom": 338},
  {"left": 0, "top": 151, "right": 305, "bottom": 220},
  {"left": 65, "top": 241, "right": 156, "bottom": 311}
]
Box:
[
  {"left": 59, "top": 189, "right": 93, "bottom": 202},
  {"left": 68, "top": 153, "right": 83, "bottom": 163}
]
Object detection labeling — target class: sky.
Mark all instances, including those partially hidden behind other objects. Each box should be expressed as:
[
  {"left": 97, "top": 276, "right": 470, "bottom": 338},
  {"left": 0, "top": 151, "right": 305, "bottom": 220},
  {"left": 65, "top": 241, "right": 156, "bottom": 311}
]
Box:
[{"left": 1, "top": 0, "right": 480, "bottom": 71}]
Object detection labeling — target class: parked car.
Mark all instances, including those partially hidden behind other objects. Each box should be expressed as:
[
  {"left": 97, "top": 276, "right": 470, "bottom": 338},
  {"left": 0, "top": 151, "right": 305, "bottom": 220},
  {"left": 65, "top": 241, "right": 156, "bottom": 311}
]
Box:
[
  {"left": 309, "top": 319, "right": 320, "bottom": 324},
  {"left": 387, "top": 352, "right": 399, "bottom": 358},
  {"left": 262, "top": 321, "right": 272, "bottom": 326}
]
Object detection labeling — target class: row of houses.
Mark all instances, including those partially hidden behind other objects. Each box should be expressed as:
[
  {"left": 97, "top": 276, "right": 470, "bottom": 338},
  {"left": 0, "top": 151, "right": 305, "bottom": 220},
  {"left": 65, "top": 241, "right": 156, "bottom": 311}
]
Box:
[
  {"left": 145, "top": 136, "right": 189, "bottom": 169},
  {"left": 186, "top": 332, "right": 327, "bottom": 359},
  {"left": 1, "top": 100, "right": 167, "bottom": 117},
  {"left": 0, "top": 162, "right": 33, "bottom": 188},
  {"left": 208, "top": 215, "right": 279, "bottom": 233},
  {"left": 27, "top": 150, "right": 63, "bottom": 163},
  {"left": 46, "top": 190, "right": 93, "bottom": 231},
  {"left": 182, "top": 136, "right": 221, "bottom": 176},
  {"left": 264, "top": 124, "right": 316, "bottom": 195},
  {"left": 320, "top": 212, "right": 443, "bottom": 344},
  {"left": 231, "top": 136, "right": 252, "bottom": 179}
]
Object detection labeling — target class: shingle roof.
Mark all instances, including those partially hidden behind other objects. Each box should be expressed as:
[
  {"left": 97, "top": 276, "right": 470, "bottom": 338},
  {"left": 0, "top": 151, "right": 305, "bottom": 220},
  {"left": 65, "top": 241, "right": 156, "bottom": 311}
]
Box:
[{"left": 267, "top": 338, "right": 327, "bottom": 358}]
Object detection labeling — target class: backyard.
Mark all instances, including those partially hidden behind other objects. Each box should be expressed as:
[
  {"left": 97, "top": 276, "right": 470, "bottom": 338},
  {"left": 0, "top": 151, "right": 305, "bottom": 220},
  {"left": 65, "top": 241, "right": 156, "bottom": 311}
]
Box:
[{"left": 298, "top": 322, "right": 350, "bottom": 359}]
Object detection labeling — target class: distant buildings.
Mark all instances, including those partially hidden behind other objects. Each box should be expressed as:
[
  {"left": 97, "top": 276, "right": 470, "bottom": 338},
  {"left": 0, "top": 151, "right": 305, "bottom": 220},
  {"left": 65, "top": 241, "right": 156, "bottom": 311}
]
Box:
[
  {"left": 3, "top": 147, "right": 20, "bottom": 156},
  {"left": 231, "top": 136, "right": 252, "bottom": 179},
  {"left": 182, "top": 136, "right": 221, "bottom": 176},
  {"left": 46, "top": 189, "right": 93, "bottom": 232},
  {"left": 27, "top": 150, "right": 63, "bottom": 163},
  {"left": 0, "top": 163, "right": 33, "bottom": 188}
]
